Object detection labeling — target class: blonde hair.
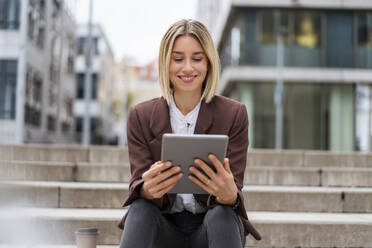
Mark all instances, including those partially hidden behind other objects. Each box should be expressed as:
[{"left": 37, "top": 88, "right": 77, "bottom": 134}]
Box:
[{"left": 158, "top": 19, "right": 220, "bottom": 104}]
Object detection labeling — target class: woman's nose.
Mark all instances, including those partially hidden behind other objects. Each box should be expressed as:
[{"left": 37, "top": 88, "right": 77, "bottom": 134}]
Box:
[{"left": 182, "top": 59, "right": 193, "bottom": 74}]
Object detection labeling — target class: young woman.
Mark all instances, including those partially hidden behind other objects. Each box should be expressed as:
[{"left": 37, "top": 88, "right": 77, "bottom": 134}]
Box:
[{"left": 118, "top": 19, "right": 261, "bottom": 248}]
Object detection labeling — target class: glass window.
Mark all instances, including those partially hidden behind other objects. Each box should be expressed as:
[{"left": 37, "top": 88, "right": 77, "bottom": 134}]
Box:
[
  {"left": 252, "top": 82, "right": 276, "bottom": 148},
  {"left": 0, "top": 60, "right": 17, "bottom": 119},
  {"left": 76, "top": 73, "right": 98, "bottom": 99},
  {"left": 258, "top": 10, "right": 277, "bottom": 66},
  {"left": 25, "top": 104, "right": 41, "bottom": 126},
  {"left": 47, "top": 115, "right": 56, "bottom": 132},
  {"left": 77, "top": 37, "right": 85, "bottom": 55},
  {"left": 0, "top": 0, "right": 20, "bottom": 30},
  {"left": 239, "top": 9, "right": 258, "bottom": 65},
  {"left": 75, "top": 117, "right": 83, "bottom": 133},
  {"left": 258, "top": 10, "right": 290, "bottom": 66},
  {"left": 77, "top": 37, "right": 99, "bottom": 56},
  {"left": 76, "top": 73, "right": 84, "bottom": 99},
  {"left": 293, "top": 11, "right": 322, "bottom": 67},
  {"left": 283, "top": 83, "right": 329, "bottom": 149},
  {"left": 357, "top": 12, "right": 372, "bottom": 68},
  {"left": 232, "top": 82, "right": 331, "bottom": 149},
  {"left": 62, "top": 121, "right": 70, "bottom": 133},
  {"left": 92, "top": 74, "right": 98, "bottom": 99},
  {"left": 326, "top": 11, "right": 354, "bottom": 68}
]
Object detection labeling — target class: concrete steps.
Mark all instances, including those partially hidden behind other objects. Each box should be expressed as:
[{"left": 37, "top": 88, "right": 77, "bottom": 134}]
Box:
[
  {"left": 3, "top": 181, "right": 372, "bottom": 213},
  {"left": 2, "top": 145, "right": 372, "bottom": 167},
  {"left": 2, "top": 145, "right": 372, "bottom": 247},
  {"left": 3, "top": 161, "right": 372, "bottom": 187},
  {"left": 1, "top": 208, "right": 372, "bottom": 247}
]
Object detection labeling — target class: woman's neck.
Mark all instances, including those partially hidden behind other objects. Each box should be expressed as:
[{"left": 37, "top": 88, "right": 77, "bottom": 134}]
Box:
[{"left": 173, "top": 91, "right": 201, "bottom": 116}]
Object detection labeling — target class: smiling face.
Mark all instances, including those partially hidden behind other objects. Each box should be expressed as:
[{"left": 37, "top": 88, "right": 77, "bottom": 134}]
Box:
[{"left": 169, "top": 35, "right": 208, "bottom": 97}]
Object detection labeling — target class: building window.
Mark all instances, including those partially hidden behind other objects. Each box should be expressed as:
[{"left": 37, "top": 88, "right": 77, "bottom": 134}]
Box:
[
  {"left": 47, "top": 115, "right": 56, "bottom": 132},
  {"left": 24, "top": 66, "right": 43, "bottom": 126},
  {"left": 258, "top": 10, "right": 277, "bottom": 66},
  {"left": 357, "top": 12, "right": 372, "bottom": 68},
  {"left": 326, "top": 11, "right": 354, "bottom": 68},
  {"left": 233, "top": 82, "right": 331, "bottom": 150},
  {"left": 77, "top": 37, "right": 99, "bottom": 56},
  {"left": 238, "top": 9, "right": 257, "bottom": 66},
  {"left": 77, "top": 37, "right": 85, "bottom": 55},
  {"left": 67, "top": 38, "right": 75, "bottom": 74},
  {"left": 293, "top": 11, "right": 322, "bottom": 67},
  {"left": 28, "top": 0, "right": 46, "bottom": 49},
  {"left": 25, "top": 104, "right": 41, "bottom": 126},
  {"left": 0, "top": 60, "right": 17, "bottom": 119},
  {"left": 76, "top": 73, "right": 98, "bottom": 99},
  {"left": 0, "top": 0, "right": 20, "bottom": 30},
  {"left": 62, "top": 121, "right": 70, "bottom": 133},
  {"left": 76, "top": 73, "right": 84, "bottom": 99},
  {"left": 65, "top": 96, "right": 73, "bottom": 117},
  {"left": 75, "top": 116, "right": 83, "bottom": 133}
]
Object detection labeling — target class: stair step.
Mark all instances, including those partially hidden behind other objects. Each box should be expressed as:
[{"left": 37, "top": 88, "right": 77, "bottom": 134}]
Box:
[
  {"left": 3, "top": 161, "right": 372, "bottom": 187},
  {"left": 0, "top": 145, "right": 128, "bottom": 163},
  {"left": 1, "top": 208, "right": 372, "bottom": 247},
  {"left": 3, "top": 181, "right": 372, "bottom": 212},
  {"left": 2, "top": 145, "right": 372, "bottom": 167}
]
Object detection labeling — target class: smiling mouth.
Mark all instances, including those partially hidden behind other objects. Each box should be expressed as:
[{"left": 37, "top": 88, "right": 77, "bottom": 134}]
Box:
[{"left": 178, "top": 75, "right": 197, "bottom": 83}]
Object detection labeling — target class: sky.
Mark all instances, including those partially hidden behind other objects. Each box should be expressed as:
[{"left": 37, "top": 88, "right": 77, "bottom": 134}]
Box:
[{"left": 74, "top": 0, "right": 198, "bottom": 65}]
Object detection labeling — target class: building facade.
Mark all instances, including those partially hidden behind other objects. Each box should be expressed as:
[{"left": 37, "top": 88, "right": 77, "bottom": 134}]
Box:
[
  {"left": 114, "top": 58, "right": 160, "bottom": 145},
  {"left": 0, "top": 0, "right": 76, "bottom": 144},
  {"left": 198, "top": 0, "right": 372, "bottom": 152},
  {"left": 74, "top": 24, "right": 117, "bottom": 145}
]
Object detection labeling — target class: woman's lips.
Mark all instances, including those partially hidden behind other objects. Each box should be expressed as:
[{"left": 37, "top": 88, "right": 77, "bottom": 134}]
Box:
[{"left": 178, "top": 75, "right": 196, "bottom": 83}]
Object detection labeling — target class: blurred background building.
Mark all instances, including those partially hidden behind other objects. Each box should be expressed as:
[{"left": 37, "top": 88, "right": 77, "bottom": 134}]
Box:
[
  {"left": 74, "top": 23, "right": 117, "bottom": 145},
  {"left": 198, "top": 0, "right": 372, "bottom": 152},
  {"left": 114, "top": 58, "right": 160, "bottom": 145},
  {"left": 0, "top": 0, "right": 76, "bottom": 144}
]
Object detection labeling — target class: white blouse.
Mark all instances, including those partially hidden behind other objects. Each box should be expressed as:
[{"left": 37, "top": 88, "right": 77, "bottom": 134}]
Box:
[{"left": 169, "top": 97, "right": 207, "bottom": 214}]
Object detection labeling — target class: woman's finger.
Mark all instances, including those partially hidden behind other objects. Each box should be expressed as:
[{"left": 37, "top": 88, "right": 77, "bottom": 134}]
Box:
[
  {"left": 149, "top": 172, "right": 183, "bottom": 194},
  {"left": 189, "top": 166, "right": 218, "bottom": 192},
  {"left": 146, "top": 166, "right": 181, "bottom": 189},
  {"left": 208, "top": 154, "right": 225, "bottom": 174},
  {"left": 194, "top": 159, "right": 216, "bottom": 180},
  {"left": 153, "top": 182, "right": 177, "bottom": 199},
  {"left": 224, "top": 158, "right": 232, "bottom": 174},
  {"left": 188, "top": 175, "right": 214, "bottom": 195},
  {"left": 143, "top": 161, "right": 172, "bottom": 180}
]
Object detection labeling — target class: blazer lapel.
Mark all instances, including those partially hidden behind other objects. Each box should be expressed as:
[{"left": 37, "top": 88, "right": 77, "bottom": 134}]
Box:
[{"left": 194, "top": 99, "right": 214, "bottom": 134}]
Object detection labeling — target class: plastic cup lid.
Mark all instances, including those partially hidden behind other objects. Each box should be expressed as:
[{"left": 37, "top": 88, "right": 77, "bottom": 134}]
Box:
[{"left": 75, "top": 227, "right": 99, "bottom": 235}]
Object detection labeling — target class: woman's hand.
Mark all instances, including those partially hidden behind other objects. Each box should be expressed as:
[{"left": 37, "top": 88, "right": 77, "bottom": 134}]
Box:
[
  {"left": 188, "top": 154, "right": 238, "bottom": 205},
  {"left": 140, "top": 161, "right": 183, "bottom": 200}
]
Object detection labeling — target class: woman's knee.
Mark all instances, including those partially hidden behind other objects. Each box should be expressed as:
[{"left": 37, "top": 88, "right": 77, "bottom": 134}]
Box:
[
  {"left": 127, "top": 198, "right": 161, "bottom": 223},
  {"left": 204, "top": 205, "right": 236, "bottom": 224}
]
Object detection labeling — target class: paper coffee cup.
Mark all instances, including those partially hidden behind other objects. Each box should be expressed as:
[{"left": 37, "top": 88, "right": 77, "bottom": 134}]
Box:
[{"left": 75, "top": 227, "right": 99, "bottom": 248}]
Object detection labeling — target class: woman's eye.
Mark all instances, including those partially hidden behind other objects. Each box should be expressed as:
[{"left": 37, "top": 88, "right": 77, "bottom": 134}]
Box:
[
  {"left": 173, "top": 58, "right": 183, "bottom": 62},
  {"left": 193, "top": 57, "right": 203, "bottom": 62}
]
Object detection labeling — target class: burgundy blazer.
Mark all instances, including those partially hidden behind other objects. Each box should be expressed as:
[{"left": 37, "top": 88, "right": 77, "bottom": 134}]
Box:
[{"left": 118, "top": 95, "right": 261, "bottom": 241}]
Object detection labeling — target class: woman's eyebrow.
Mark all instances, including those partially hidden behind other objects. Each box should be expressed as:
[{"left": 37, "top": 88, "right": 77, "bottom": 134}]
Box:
[{"left": 171, "top": 51, "right": 205, "bottom": 55}]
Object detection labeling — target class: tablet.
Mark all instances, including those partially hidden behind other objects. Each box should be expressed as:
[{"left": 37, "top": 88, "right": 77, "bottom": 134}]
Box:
[{"left": 161, "top": 133, "right": 229, "bottom": 194}]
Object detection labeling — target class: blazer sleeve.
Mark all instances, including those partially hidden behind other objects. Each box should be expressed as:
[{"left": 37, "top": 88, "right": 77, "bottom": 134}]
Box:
[
  {"left": 122, "top": 105, "right": 166, "bottom": 209},
  {"left": 122, "top": 105, "right": 150, "bottom": 207},
  {"left": 206, "top": 103, "right": 248, "bottom": 207}
]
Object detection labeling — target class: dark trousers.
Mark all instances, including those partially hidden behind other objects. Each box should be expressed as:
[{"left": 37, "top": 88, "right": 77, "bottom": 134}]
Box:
[{"left": 119, "top": 198, "right": 245, "bottom": 248}]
